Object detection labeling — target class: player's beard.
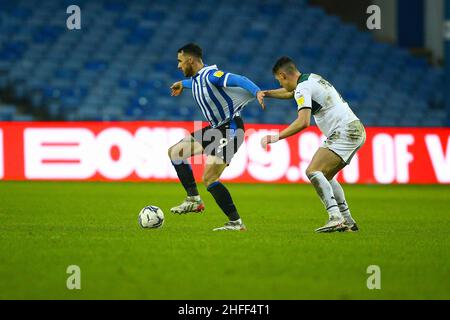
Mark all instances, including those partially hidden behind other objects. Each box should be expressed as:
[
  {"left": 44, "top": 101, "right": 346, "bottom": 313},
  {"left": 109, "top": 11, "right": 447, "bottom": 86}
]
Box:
[{"left": 184, "top": 64, "right": 194, "bottom": 77}]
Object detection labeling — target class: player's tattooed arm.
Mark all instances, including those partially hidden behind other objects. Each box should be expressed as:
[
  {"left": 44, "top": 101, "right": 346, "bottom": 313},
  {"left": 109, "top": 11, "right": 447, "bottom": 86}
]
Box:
[{"left": 263, "top": 88, "right": 294, "bottom": 100}]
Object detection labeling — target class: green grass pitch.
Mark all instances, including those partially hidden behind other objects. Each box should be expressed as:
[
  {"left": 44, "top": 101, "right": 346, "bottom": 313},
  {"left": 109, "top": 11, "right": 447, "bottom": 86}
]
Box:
[{"left": 0, "top": 181, "right": 449, "bottom": 299}]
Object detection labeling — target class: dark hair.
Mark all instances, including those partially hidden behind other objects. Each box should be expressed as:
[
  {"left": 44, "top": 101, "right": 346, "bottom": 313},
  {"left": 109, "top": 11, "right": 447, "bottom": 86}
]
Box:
[
  {"left": 272, "top": 56, "right": 297, "bottom": 74},
  {"left": 178, "top": 43, "right": 203, "bottom": 59}
]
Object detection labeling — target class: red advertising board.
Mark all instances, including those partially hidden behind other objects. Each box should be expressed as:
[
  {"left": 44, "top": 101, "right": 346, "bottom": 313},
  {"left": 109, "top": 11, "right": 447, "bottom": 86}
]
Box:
[{"left": 0, "top": 121, "right": 448, "bottom": 184}]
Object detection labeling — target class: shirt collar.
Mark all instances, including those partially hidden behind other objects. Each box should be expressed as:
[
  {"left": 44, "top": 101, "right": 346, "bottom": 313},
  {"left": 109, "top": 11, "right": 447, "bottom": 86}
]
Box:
[
  {"left": 193, "top": 64, "right": 217, "bottom": 78},
  {"left": 297, "top": 73, "right": 309, "bottom": 84}
]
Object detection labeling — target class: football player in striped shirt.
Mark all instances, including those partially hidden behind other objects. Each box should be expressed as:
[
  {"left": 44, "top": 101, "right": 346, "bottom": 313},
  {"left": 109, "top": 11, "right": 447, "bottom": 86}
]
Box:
[
  {"left": 261, "top": 57, "right": 365, "bottom": 233},
  {"left": 168, "top": 43, "right": 265, "bottom": 231}
]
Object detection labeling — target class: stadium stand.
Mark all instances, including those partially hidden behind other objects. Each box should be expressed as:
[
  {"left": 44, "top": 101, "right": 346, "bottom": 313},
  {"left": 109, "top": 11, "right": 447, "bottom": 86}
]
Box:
[{"left": 0, "top": 0, "right": 447, "bottom": 126}]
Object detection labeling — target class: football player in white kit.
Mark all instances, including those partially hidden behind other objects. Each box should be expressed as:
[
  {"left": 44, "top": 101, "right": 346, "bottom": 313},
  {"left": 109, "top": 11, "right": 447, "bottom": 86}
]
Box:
[{"left": 260, "top": 57, "right": 366, "bottom": 233}]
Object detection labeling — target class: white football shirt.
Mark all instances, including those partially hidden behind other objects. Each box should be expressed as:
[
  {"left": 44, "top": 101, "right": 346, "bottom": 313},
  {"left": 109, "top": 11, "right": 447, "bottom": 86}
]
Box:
[{"left": 294, "top": 73, "right": 359, "bottom": 137}]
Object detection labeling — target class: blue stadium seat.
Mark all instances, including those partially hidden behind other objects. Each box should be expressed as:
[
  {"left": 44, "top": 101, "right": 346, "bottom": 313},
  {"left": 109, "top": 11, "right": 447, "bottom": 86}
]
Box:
[{"left": 0, "top": 0, "right": 444, "bottom": 126}]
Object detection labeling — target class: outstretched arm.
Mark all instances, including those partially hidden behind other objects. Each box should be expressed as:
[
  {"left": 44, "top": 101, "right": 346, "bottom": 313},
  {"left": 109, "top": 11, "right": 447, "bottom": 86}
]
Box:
[
  {"left": 261, "top": 108, "right": 311, "bottom": 149},
  {"left": 261, "top": 87, "right": 312, "bottom": 149},
  {"left": 264, "top": 88, "right": 294, "bottom": 100},
  {"left": 209, "top": 71, "right": 265, "bottom": 109},
  {"left": 170, "top": 79, "right": 192, "bottom": 96},
  {"left": 278, "top": 108, "right": 311, "bottom": 139},
  {"left": 223, "top": 74, "right": 260, "bottom": 96},
  {"left": 181, "top": 79, "right": 192, "bottom": 89}
]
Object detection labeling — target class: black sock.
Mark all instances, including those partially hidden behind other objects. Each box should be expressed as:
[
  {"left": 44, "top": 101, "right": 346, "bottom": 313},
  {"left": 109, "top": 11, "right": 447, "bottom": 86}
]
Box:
[
  {"left": 171, "top": 160, "right": 199, "bottom": 197},
  {"left": 207, "top": 181, "right": 240, "bottom": 221}
]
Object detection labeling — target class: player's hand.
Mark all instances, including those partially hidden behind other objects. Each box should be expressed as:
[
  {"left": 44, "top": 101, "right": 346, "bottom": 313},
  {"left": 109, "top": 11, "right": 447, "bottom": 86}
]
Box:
[
  {"left": 260, "top": 134, "right": 279, "bottom": 150},
  {"left": 262, "top": 90, "right": 272, "bottom": 97},
  {"left": 170, "top": 81, "right": 183, "bottom": 96},
  {"left": 256, "top": 90, "right": 266, "bottom": 110}
]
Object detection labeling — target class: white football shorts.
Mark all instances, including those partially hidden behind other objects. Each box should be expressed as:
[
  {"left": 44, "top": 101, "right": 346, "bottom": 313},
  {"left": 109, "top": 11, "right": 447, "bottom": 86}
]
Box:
[{"left": 321, "top": 120, "right": 366, "bottom": 165}]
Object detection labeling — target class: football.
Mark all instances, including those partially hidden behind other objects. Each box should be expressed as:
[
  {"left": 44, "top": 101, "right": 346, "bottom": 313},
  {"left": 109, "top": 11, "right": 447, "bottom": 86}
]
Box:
[{"left": 138, "top": 206, "right": 164, "bottom": 229}]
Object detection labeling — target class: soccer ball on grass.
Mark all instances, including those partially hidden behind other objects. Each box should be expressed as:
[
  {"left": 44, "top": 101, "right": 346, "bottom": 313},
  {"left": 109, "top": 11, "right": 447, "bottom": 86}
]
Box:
[{"left": 138, "top": 206, "right": 164, "bottom": 229}]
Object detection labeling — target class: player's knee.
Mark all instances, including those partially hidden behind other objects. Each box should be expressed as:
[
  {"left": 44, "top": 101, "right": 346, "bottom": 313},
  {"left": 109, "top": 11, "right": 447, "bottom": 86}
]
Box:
[
  {"left": 305, "top": 167, "right": 318, "bottom": 179},
  {"left": 323, "top": 171, "right": 335, "bottom": 181},
  {"left": 167, "top": 146, "right": 174, "bottom": 159},
  {"left": 202, "top": 175, "right": 212, "bottom": 187},
  {"left": 203, "top": 172, "right": 219, "bottom": 187},
  {"left": 168, "top": 144, "right": 183, "bottom": 161},
  {"left": 306, "top": 167, "right": 329, "bottom": 180}
]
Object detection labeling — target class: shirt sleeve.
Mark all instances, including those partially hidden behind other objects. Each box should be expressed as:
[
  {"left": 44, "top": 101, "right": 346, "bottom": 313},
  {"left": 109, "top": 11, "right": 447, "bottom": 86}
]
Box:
[
  {"left": 294, "top": 84, "right": 312, "bottom": 112},
  {"left": 181, "top": 79, "right": 192, "bottom": 89},
  {"left": 208, "top": 71, "right": 260, "bottom": 97}
]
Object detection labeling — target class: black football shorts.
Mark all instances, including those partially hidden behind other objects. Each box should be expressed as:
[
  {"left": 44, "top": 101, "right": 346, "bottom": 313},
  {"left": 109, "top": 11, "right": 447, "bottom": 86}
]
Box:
[{"left": 191, "top": 116, "right": 245, "bottom": 164}]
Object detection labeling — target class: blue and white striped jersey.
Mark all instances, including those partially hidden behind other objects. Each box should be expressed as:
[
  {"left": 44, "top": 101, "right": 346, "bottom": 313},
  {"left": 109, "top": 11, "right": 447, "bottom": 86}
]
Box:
[{"left": 183, "top": 65, "right": 260, "bottom": 128}]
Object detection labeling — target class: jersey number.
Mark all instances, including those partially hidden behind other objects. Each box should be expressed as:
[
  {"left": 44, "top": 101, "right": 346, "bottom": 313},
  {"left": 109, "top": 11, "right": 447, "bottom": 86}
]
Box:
[{"left": 319, "top": 78, "right": 346, "bottom": 104}]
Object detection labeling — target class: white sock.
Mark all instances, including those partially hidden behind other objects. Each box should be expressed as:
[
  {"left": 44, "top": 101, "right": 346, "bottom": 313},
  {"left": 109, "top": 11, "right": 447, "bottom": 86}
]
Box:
[
  {"left": 188, "top": 195, "right": 201, "bottom": 201},
  {"left": 329, "top": 178, "right": 355, "bottom": 224},
  {"left": 307, "top": 171, "right": 341, "bottom": 219}
]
